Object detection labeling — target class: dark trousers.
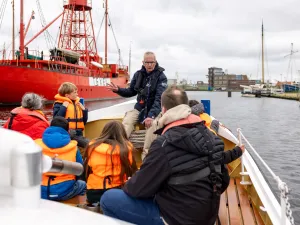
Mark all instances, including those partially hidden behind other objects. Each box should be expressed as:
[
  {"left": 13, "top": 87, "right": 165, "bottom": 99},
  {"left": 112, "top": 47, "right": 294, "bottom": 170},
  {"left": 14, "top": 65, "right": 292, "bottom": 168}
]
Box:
[{"left": 100, "top": 189, "right": 165, "bottom": 225}]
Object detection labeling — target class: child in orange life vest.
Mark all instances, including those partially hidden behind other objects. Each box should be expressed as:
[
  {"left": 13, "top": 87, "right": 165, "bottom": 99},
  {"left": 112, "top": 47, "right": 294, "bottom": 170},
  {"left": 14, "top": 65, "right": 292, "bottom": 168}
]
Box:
[
  {"left": 36, "top": 116, "right": 86, "bottom": 200},
  {"left": 83, "top": 120, "right": 137, "bottom": 205},
  {"left": 53, "top": 82, "right": 89, "bottom": 148}
]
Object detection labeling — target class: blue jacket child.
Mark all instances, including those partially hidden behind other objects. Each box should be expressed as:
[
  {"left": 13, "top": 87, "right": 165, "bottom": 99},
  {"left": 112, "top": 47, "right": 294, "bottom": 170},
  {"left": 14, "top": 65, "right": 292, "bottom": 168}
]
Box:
[{"left": 35, "top": 116, "right": 86, "bottom": 200}]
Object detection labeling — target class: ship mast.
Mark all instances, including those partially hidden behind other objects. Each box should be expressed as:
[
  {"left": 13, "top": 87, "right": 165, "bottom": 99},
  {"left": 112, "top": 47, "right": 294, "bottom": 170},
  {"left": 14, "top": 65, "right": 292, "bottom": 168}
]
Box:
[
  {"left": 19, "top": 0, "right": 25, "bottom": 60},
  {"left": 104, "top": 0, "right": 108, "bottom": 64},
  {"left": 12, "top": 0, "right": 15, "bottom": 60},
  {"left": 261, "top": 21, "right": 265, "bottom": 84}
]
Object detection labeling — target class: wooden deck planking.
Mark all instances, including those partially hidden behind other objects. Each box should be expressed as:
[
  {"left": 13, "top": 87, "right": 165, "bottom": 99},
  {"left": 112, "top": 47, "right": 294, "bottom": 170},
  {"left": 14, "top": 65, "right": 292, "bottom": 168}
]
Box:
[
  {"left": 218, "top": 190, "right": 229, "bottom": 225},
  {"left": 218, "top": 178, "right": 266, "bottom": 225},
  {"left": 226, "top": 179, "right": 243, "bottom": 225},
  {"left": 236, "top": 179, "right": 256, "bottom": 225},
  {"left": 252, "top": 206, "right": 265, "bottom": 225}
]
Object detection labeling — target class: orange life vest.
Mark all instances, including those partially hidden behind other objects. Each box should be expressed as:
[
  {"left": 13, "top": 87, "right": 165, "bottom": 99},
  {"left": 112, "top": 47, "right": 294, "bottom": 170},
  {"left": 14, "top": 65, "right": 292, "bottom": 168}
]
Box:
[
  {"left": 200, "top": 113, "right": 212, "bottom": 128},
  {"left": 87, "top": 142, "right": 133, "bottom": 190},
  {"left": 35, "top": 139, "right": 78, "bottom": 186},
  {"left": 199, "top": 113, "right": 217, "bottom": 135},
  {"left": 54, "top": 94, "right": 84, "bottom": 130}
]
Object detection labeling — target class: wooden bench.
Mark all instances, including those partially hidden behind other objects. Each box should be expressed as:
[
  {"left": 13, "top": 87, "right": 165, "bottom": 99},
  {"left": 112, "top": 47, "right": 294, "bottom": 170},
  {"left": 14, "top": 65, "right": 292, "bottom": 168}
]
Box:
[
  {"left": 217, "top": 178, "right": 264, "bottom": 225},
  {"left": 60, "top": 195, "right": 87, "bottom": 206}
]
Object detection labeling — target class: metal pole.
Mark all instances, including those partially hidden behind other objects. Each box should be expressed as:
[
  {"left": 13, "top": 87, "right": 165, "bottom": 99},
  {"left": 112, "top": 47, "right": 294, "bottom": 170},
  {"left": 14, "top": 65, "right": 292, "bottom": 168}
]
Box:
[
  {"left": 237, "top": 128, "right": 245, "bottom": 183},
  {"left": 104, "top": 0, "right": 108, "bottom": 64},
  {"left": 19, "top": 0, "right": 25, "bottom": 60},
  {"left": 12, "top": 0, "right": 15, "bottom": 59}
]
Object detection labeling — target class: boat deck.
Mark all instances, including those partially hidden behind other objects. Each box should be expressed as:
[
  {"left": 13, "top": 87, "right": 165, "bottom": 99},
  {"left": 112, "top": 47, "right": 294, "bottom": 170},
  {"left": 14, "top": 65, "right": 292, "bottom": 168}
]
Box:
[
  {"left": 218, "top": 178, "right": 264, "bottom": 225},
  {"left": 60, "top": 177, "right": 264, "bottom": 225}
]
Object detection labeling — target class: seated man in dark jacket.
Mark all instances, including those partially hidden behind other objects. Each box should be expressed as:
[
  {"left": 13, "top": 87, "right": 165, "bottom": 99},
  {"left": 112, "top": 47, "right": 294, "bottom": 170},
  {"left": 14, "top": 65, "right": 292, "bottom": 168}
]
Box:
[
  {"left": 100, "top": 86, "right": 244, "bottom": 225},
  {"left": 107, "top": 51, "right": 168, "bottom": 159}
]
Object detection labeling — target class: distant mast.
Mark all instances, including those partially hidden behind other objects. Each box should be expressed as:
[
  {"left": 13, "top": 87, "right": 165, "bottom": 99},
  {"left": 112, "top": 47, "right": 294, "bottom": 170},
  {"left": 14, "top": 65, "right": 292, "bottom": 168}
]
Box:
[
  {"left": 12, "top": 0, "right": 15, "bottom": 60},
  {"left": 104, "top": 0, "right": 108, "bottom": 64},
  {"left": 128, "top": 41, "right": 132, "bottom": 76},
  {"left": 19, "top": 0, "right": 25, "bottom": 60},
  {"left": 261, "top": 21, "right": 265, "bottom": 84}
]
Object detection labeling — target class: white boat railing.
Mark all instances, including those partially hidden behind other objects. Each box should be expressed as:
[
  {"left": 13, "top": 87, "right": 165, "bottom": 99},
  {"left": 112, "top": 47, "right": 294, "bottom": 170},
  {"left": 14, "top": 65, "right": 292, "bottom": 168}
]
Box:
[{"left": 237, "top": 128, "right": 295, "bottom": 225}]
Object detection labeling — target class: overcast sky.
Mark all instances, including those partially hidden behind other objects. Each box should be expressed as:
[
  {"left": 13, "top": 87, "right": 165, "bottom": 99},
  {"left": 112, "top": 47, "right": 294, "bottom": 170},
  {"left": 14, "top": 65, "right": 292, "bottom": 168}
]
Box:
[{"left": 1, "top": 0, "right": 300, "bottom": 83}]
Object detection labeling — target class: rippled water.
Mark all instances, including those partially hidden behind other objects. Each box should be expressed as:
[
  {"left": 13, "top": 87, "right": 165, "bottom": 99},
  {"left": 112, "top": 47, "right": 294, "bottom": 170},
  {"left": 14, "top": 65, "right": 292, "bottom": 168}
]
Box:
[{"left": 188, "top": 91, "right": 300, "bottom": 223}]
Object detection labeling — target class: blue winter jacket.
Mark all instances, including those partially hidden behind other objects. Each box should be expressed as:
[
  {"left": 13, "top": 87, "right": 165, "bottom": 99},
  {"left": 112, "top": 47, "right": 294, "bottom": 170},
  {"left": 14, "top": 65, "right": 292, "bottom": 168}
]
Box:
[{"left": 40, "top": 126, "right": 83, "bottom": 199}]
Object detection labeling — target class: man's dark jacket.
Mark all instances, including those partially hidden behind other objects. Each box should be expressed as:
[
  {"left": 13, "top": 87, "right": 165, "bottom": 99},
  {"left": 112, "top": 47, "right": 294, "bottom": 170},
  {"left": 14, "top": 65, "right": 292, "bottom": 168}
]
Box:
[
  {"left": 116, "top": 63, "right": 167, "bottom": 120},
  {"left": 123, "top": 122, "right": 242, "bottom": 225}
]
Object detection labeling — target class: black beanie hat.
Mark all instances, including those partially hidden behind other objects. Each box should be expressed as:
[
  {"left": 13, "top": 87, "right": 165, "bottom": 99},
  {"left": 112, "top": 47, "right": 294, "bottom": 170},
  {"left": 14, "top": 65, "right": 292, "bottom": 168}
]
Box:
[{"left": 50, "top": 116, "right": 69, "bottom": 131}]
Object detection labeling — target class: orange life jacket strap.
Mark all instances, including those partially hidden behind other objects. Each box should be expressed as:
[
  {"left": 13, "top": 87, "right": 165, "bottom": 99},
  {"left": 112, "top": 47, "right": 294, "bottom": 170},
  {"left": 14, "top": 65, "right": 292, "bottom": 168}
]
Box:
[
  {"left": 162, "top": 114, "right": 202, "bottom": 135},
  {"left": 47, "top": 176, "right": 56, "bottom": 200}
]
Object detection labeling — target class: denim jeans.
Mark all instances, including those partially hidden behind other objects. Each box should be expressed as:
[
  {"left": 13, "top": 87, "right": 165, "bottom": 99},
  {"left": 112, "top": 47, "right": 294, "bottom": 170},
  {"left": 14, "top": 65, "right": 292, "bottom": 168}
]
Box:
[
  {"left": 55, "top": 180, "right": 86, "bottom": 201},
  {"left": 100, "top": 189, "right": 165, "bottom": 225}
]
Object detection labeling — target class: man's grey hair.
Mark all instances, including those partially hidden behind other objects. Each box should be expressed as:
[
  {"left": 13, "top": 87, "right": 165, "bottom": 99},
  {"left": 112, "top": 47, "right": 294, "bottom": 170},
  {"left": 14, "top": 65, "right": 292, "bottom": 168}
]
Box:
[
  {"left": 144, "top": 51, "right": 156, "bottom": 61},
  {"left": 21, "top": 93, "right": 44, "bottom": 110}
]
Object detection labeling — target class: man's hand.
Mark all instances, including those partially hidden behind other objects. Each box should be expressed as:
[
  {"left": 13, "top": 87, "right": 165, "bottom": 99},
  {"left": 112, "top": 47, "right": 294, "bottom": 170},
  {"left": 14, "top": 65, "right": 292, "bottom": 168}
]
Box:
[
  {"left": 239, "top": 144, "right": 245, "bottom": 153},
  {"left": 63, "top": 101, "right": 69, "bottom": 107},
  {"left": 77, "top": 102, "right": 85, "bottom": 110},
  {"left": 143, "top": 118, "right": 154, "bottom": 129},
  {"left": 107, "top": 82, "right": 119, "bottom": 92}
]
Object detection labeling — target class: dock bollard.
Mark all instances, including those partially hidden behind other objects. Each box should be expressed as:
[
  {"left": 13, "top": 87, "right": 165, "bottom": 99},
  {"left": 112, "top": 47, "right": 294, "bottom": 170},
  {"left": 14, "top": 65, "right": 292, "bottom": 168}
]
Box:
[{"left": 228, "top": 91, "right": 232, "bottom": 97}]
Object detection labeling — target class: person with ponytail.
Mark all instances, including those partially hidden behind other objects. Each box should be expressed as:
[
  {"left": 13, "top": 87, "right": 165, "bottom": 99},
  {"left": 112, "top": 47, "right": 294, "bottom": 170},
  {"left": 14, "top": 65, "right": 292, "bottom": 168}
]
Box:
[{"left": 84, "top": 120, "right": 137, "bottom": 205}]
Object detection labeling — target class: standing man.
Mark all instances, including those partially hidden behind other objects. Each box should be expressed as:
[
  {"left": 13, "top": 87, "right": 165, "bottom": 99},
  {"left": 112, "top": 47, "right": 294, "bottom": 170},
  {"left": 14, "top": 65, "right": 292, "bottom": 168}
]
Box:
[{"left": 107, "top": 51, "right": 167, "bottom": 159}]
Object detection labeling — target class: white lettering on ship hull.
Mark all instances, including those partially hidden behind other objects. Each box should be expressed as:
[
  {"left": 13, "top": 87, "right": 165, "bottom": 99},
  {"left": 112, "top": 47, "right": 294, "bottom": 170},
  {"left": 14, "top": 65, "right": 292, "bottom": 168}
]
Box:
[{"left": 89, "top": 77, "right": 111, "bottom": 86}]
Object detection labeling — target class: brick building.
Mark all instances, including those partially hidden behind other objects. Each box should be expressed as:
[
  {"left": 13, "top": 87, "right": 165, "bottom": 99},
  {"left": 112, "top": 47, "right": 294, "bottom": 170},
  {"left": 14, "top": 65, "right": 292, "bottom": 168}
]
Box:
[{"left": 207, "top": 67, "right": 255, "bottom": 90}]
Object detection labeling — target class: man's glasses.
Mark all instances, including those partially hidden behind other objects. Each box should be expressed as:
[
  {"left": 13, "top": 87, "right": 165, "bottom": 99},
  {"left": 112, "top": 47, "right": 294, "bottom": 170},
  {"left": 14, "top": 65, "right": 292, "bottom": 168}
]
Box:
[{"left": 144, "top": 61, "right": 156, "bottom": 65}]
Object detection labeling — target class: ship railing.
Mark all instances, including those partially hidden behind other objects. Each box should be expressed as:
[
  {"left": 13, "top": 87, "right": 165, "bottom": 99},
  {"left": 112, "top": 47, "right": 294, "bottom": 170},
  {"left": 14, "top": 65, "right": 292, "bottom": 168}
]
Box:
[
  {"left": 0, "top": 50, "right": 102, "bottom": 77},
  {"left": 237, "top": 128, "right": 295, "bottom": 225},
  {"left": 63, "top": 0, "right": 92, "bottom": 7},
  {"left": 118, "top": 64, "right": 128, "bottom": 69}
]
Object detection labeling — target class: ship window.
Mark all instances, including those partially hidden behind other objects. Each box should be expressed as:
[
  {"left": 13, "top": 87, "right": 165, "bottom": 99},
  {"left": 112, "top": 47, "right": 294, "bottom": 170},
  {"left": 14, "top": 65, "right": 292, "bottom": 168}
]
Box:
[{"left": 81, "top": 89, "right": 83, "bottom": 91}]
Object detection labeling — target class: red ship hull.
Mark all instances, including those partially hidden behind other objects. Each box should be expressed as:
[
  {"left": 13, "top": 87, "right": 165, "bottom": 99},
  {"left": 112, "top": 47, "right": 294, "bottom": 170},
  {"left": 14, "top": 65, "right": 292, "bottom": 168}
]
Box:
[{"left": 0, "top": 65, "right": 128, "bottom": 105}]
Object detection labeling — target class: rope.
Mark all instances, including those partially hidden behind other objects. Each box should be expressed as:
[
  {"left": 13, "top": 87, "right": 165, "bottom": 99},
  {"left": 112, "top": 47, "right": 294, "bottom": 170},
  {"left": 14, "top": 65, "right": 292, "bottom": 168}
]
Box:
[
  {"left": 0, "top": 0, "right": 8, "bottom": 31},
  {"left": 108, "top": 14, "right": 124, "bottom": 67},
  {"left": 129, "top": 130, "right": 146, "bottom": 149},
  {"left": 96, "top": 13, "right": 105, "bottom": 44},
  {"left": 237, "top": 128, "right": 295, "bottom": 225},
  {"left": 36, "top": 0, "right": 55, "bottom": 49}
]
